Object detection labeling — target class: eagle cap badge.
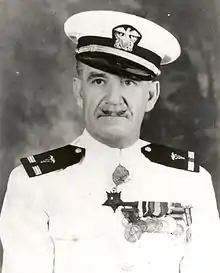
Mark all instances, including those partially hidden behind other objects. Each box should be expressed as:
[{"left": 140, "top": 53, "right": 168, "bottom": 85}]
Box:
[{"left": 112, "top": 24, "right": 142, "bottom": 52}]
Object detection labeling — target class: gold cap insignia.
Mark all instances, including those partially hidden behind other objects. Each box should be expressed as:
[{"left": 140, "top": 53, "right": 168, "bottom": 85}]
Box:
[{"left": 113, "top": 25, "right": 142, "bottom": 52}]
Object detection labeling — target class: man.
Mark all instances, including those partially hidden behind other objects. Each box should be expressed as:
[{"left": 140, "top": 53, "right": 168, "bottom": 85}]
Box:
[{"left": 0, "top": 10, "right": 219, "bottom": 273}]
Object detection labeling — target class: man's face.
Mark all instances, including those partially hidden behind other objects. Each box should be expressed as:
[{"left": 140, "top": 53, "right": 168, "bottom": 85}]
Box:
[{"left": 74, "top": 63, "right": 159, "bottom": 147}]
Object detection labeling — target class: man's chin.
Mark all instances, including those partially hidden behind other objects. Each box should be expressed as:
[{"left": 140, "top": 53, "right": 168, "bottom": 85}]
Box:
[
  {"left": 99, "top": 125, "right": 131, "bottom": 140},
  {"left": 87, "top": 122, "right": 138, "bottom": 148}
]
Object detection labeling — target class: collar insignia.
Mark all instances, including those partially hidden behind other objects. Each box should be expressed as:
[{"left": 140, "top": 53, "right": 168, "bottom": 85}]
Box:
[
  {"left": 171, "top": 152, "right": 185, "bottom": 161},
  {"left": 40, "top": 155, "right": 56, "bottom": 164}
]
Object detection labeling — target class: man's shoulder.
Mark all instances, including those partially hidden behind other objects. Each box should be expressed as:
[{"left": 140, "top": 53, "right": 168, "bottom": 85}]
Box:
[
  {"left": 140, "top": 139, "right": 202, "bottom": 174},
  {"left": 5, "top": 165, "right": 34, "bottom": 201},
  {"left": 12, "top": 143, "right": 85, "bottom": 179},
  {"left": 9, "top": 164, "right": 28, "bottom": 182},
  {"left": 12, "top": 137, "right": 210, "bottom": 178}
]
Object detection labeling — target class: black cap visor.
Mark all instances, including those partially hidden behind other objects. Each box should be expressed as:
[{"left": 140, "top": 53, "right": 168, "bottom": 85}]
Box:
[{"left": 76, "top": 52, "right": 158, "bottom": 81}]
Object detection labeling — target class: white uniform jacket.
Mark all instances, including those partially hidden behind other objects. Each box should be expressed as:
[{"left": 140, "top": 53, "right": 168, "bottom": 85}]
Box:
[{"left": 0, "top": 130, "right": 220, "bottom": 273}]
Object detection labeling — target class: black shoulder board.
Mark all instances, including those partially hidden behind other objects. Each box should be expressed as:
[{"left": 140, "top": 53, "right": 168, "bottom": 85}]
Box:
[
  {"left": 141, "top": 143, "right": 199, "bottom": 172},
  {"left": 20, "top": 145, "right": 85, "bottom": 177}
]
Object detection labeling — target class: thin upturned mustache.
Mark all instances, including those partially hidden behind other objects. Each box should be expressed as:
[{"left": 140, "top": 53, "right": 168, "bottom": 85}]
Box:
[
  {"left": 98, "top": 108, "right": 128, "bottom": 117},
  {"left": 97, "top": 98, "right": 131, "bottom": 117}
]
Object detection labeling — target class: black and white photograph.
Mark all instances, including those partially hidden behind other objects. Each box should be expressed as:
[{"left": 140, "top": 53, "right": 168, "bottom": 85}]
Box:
[{"left": 0, "top": 0, "right": 220, "bottom": 272}]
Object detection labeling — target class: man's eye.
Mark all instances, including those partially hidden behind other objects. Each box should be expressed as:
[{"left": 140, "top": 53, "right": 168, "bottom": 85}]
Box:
[
  {"left": 123, "top": 79, "right": 137, "bottom": 86},
  {"left": 92, "top": 79, "right": 105, "bottom": 85}
]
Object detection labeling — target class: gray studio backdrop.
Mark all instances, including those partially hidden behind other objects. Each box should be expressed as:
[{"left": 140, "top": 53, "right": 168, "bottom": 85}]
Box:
[{"left": 0, "top": 0, "right": 220, "bottom": 269}]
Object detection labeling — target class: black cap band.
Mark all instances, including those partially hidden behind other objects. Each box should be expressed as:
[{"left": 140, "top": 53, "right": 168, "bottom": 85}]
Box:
[{"left": 77, "top": 36, "right": 162, "bottom": 70}]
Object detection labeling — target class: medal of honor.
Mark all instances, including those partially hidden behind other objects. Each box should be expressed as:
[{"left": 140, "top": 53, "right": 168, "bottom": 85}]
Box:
[
  {"left": 124, "top": 224, "right": 142, "bottom": 243},
  {"left": 103, "top": 164, "right": 131, "bottom": 212},
  {"left": 112, "top": 164, "right": 130, "bottom": 187},
  {"left": 102, "top": 191, "right": 123, "bottom": 212}
]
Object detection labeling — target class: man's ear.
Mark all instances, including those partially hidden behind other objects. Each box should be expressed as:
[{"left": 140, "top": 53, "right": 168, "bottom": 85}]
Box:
[
  {"left": 72, "top": 77, "right": 83, "bottom": 109},
  {"left": 145, "top": 81, "right": 160, "bottom": 112}
]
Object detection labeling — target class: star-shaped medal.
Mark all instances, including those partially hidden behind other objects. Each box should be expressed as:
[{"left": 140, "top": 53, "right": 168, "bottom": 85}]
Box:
[{"left": 102, "top": 191, "right": 123, "bottom": 212}]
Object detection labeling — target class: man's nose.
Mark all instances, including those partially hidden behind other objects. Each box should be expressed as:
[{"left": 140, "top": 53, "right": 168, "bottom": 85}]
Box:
[{"left": 105, "top": 82, "right": 123, "bottom": 105}]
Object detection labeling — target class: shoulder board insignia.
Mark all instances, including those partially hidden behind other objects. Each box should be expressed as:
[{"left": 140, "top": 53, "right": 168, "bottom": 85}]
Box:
[
  {"left": 141, "top": 143, "right": 199, "bottom": 172},
  {"left": 20, "top": 145, "right": 85, "bottom": 177}
]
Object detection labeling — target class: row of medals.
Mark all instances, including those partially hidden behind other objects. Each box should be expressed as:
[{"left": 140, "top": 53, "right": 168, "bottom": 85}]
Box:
[
  {"left": 112, "top": 164, "right": 190, "bottom": 243},
  {"left": 122, "top": 212, "right": 189, "bottom": 243}
]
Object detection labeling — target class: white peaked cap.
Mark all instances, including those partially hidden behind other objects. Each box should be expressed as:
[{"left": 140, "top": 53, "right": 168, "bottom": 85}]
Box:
[{"left": 64, "top": 10, "right": 181, "bottom": 80}]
